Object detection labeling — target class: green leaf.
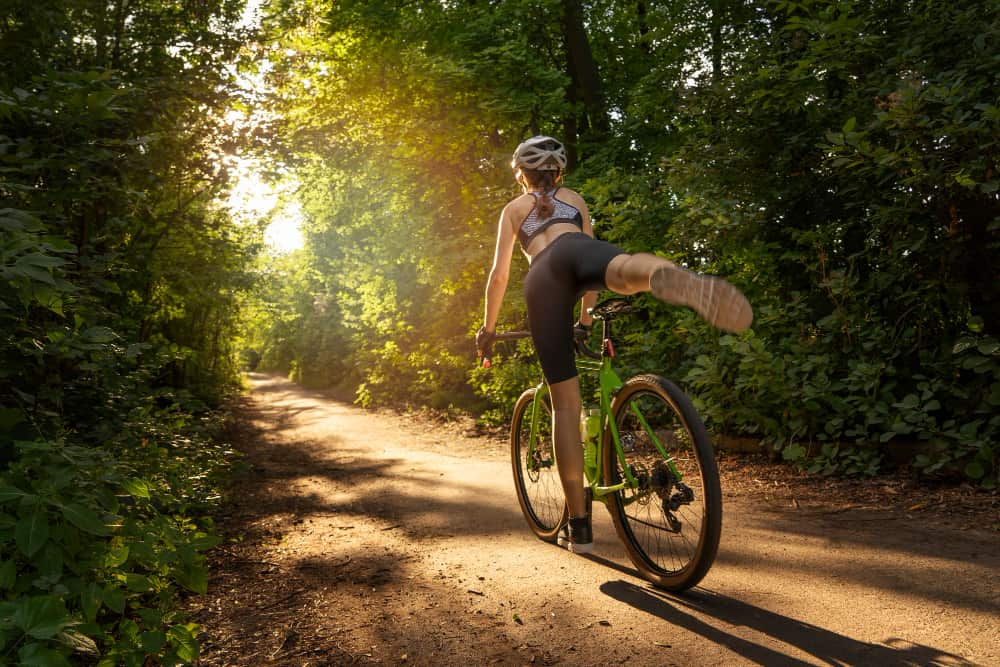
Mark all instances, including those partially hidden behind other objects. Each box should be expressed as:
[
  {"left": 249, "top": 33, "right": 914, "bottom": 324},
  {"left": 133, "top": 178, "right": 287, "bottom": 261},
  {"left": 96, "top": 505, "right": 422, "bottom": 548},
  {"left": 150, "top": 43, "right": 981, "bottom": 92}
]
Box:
[
  {"left": 104, "top": 545, "right": 130, "bottom": 568},
  {"left": 121, "top": 478, "right": 150, "bottom": 499},
  {"left": 17, "top": 253, "right": 64, "bottom": 269},
  {"left": 781, "top": 443, "right": 806, "bottom": 461},
  {"left": 32, "top": 286, "right": 63, "bottom": 315},
  {"left": 18, "top": 643, "right": 71, "bottom": 667},
  {"left": 12, "top": 260, "right": 55, "bottom": 285},
  {"left": 39, "top": 236, "right": 76, "bottom": 253},
  {"left": 0, "top": 484, "right": 30, "bottom": 504},
  {"left": 842, "top": 116, "right": 856, "bottom": 133},
  {"left": 12, "top": 596, "right": 70, "bottom": 639},
  {"left": 15, "top": 511, "right": 50, "bottom": 556},
  {"left": 0, "top": 560, "right": 16, "bottom": 589},
  {"left": 0, "top": 408, "right": 24, "bottom": 431},
  {"left": 953, "top": 337, "right": 977, "bottom": 354},
  {"left": 59, "top": 628, "right": 99, "bottom": 657},
  {"left": 14, "top": 439, "right": 51, "bottom": 451},
  {"left": 103, "top": 586, "right": 125, "bottom": 614},
  {"left": 125, "top": 573, "right": 154, "bottom": 592},
  {"left": 167, "top": 623, "right": 199, "bottom": 663},
  {"left": 176, "top": 564, "right": 208, "bottom": 595},
  {"left": 190, "top": 532, "right": 221, "bottom": 551},
  {"left": 81, "top": 327, "right": 117, "bottom": 343},
  {"left": 964, "top": 461, "right": 985, "bottom": 479},
  {"left": 80, "top": 583, "right": 102, "bottom": 622},
  {"left": 60, "top": 503, "right": 110, "bottom": 536},
  {"left": 977, "top": 341, "right": 1000, "bottom": 356},
  {"left": 889, "top": 421, "right": 911, "bottom": 434},
  {"left": 140, "top": 629, "right": 166, "bottom": 654},
  {"left": 0, "top": 208, "right": 38, "bottom": 231}
]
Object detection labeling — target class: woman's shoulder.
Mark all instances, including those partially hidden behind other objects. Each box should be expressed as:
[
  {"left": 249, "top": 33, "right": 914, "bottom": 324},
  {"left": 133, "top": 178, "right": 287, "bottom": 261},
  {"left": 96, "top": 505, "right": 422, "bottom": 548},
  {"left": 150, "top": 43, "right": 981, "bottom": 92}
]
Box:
[
  {"left": 501, "top": 193, "right": 535, "bottom": 218},
  {"left": 503, "top": 192, "right": 536, "bottom": 209},
  {"left": 555, "top": 187, "right": 587, "bottom": 207}
]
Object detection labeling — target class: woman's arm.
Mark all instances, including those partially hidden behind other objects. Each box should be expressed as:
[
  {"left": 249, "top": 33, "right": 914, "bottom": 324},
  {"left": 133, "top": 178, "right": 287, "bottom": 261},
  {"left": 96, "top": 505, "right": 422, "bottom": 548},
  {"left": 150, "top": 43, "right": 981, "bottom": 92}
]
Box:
[
  {"left": 578, "top": 199, "right": 597, "bottom": 327},
  {"left": 483, "top": 205, "right": 517, "bottom": 332}
]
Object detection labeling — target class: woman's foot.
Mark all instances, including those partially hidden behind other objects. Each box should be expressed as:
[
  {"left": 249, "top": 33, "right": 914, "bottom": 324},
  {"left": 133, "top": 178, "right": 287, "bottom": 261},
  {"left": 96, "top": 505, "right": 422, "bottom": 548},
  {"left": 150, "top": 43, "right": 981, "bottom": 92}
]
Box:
[
  {"left": 650, "top": 265, "right": 753, "bottom": 332},
  {"left": 558, "top": 515, "right": 593, "bottom": 554}
]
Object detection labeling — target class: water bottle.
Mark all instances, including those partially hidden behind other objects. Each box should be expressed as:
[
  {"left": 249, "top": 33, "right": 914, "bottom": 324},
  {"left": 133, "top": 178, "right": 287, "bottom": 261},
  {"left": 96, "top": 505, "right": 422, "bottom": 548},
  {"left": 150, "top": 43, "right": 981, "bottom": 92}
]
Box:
[
  {"left": 585, "top": 408, "right": 601, "bottom": 441},
  {"left": 581, "top": 407, "right": 600, "bottom": 479}
]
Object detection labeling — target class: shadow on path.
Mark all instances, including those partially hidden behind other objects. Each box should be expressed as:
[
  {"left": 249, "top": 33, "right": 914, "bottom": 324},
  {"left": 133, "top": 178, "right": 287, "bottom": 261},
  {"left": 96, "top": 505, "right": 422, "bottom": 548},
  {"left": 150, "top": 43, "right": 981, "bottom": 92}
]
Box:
[{"left": 601, "top": 579, "right": 978, "bottom": 667}]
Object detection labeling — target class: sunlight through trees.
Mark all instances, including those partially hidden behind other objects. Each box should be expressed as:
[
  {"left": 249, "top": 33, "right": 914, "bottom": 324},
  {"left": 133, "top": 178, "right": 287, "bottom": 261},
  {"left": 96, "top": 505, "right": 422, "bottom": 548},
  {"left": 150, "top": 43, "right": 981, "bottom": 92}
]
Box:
[{"left": 241, "top": 0, "right": 998, "bottom": 487}]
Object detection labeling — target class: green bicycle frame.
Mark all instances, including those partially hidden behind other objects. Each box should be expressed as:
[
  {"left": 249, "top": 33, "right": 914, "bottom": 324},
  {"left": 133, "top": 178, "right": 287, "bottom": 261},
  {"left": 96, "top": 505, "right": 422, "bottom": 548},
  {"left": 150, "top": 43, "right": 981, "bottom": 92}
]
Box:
[{"left": 524, "top": 351, "right": 684, "bottom": 503}]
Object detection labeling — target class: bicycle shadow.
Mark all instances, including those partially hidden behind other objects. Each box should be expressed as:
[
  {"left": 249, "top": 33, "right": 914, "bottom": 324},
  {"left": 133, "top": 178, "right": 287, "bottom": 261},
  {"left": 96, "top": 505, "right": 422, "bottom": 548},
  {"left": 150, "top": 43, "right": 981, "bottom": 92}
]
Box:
[{"left": 599, "top": 579, "right": 976, "bottom": 667}]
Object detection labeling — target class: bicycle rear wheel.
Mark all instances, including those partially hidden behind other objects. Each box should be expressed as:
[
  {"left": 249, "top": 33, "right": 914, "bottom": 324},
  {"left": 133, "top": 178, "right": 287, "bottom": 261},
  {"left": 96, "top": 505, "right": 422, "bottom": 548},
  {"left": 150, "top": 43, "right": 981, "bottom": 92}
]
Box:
[
  {"left": 604, "top": 374, "right": 722, "bottom": 590},
  {"left": 511, "top": 387, "right": 565, "bottom": 541}
]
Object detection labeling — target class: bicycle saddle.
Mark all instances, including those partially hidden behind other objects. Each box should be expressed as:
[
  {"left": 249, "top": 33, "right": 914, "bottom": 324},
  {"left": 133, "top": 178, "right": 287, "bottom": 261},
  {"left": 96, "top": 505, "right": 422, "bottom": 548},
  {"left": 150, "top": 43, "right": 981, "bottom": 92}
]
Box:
[{"left": 589, "top": 298, "right": 633, "bottom": 321}]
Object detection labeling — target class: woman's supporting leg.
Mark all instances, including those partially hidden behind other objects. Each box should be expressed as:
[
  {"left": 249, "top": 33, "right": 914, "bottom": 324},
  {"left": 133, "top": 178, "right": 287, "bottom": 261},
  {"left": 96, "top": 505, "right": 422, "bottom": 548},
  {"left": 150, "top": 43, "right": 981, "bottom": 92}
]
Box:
[
  {"left": 547, "top": 376, "right": 587, "bottom": 518},
  {"left": 604, "top": 252, "right": 753, "bottom": 332}
]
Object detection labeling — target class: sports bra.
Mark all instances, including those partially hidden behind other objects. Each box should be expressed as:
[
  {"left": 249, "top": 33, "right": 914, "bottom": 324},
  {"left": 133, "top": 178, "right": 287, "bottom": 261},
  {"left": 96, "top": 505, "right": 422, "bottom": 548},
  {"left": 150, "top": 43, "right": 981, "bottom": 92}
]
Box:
[{"left": 516, "top": 188, "right": 584, "bottom": 251}]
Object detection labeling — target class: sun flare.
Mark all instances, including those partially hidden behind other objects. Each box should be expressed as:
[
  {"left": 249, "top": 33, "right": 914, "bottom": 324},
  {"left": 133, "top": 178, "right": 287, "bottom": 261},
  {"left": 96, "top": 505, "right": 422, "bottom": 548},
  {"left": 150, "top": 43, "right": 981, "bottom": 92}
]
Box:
[{"left": 225, "top": 158, "right": 304, "bottom": 253}]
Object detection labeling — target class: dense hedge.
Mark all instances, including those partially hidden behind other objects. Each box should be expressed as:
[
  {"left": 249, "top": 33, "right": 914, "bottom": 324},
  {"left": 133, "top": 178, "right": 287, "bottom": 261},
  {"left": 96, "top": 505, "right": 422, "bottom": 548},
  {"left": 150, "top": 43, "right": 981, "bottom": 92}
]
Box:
[{"left": 1, "top": 1, "right": 254, "bottom": 662}]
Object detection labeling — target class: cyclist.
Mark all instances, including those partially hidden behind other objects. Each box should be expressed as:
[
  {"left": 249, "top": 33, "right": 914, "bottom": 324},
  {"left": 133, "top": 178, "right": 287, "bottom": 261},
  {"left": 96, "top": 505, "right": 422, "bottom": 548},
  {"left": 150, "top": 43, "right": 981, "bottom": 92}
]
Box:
[{"left": 476, "top": 135, "right": 752, "bottom": 553}]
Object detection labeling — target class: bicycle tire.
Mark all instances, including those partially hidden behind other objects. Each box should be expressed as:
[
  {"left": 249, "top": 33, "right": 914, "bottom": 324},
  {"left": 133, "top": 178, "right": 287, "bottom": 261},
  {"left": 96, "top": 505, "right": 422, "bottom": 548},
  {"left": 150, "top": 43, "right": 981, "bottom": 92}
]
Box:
[
  {"left": 603, "top": 374, "right": 722, "bottom": 590},
  {"left": 510, "top": 387, "right": 565, "bottom": 542}
]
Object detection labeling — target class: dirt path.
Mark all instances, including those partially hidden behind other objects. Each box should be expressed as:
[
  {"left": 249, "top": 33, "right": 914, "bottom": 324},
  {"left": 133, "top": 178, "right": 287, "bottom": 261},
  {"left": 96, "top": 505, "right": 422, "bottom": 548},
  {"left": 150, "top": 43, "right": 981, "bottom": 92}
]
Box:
[{"left": 188, "top": 374, "right": 999, "bottom": 666}]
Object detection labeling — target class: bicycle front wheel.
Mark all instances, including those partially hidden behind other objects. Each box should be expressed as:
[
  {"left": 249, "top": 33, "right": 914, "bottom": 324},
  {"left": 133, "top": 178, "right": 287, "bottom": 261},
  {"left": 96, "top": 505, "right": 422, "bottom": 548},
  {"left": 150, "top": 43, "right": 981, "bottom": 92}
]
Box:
[
  {"left": 604, "top": 374, "right": 722, "bottom": 590},
  {"left": 511, "top": 387, "right": 565, "bottom": 542}
]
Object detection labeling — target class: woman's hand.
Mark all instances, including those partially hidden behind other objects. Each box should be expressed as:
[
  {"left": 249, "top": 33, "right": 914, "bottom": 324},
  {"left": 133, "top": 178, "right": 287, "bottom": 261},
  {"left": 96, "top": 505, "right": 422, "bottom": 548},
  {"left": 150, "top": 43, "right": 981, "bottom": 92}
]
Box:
[{"left": 475, "top": 326, "right": 496, "bottom": 358}]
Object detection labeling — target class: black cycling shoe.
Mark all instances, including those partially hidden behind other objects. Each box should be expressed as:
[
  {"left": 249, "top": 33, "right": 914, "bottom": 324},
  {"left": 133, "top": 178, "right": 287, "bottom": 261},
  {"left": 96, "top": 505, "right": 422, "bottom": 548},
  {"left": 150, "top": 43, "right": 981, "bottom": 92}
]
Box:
[{"left": 557, "top": 515, "right": 594, "bottom": 554}]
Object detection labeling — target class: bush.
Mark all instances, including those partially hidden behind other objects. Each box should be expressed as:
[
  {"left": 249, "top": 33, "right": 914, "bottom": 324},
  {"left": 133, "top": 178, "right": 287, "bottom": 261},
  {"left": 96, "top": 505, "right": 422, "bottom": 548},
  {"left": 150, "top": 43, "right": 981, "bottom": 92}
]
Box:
[{"left": 0, "top": 410, "right": 233, "bottom": 664}]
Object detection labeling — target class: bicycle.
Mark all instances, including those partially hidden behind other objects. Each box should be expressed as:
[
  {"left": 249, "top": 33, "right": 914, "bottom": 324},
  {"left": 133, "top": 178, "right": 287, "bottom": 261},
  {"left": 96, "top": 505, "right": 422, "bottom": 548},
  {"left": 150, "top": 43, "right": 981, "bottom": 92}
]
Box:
[{"left": 487, "top": 297, "right": 722, "bottom": 591}]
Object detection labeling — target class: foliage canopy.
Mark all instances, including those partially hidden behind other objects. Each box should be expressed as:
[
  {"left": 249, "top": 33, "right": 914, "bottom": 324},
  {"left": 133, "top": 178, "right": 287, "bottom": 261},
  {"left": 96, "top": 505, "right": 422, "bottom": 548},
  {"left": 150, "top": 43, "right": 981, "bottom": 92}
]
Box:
[{"left": 246, "top": 0, "right": 998, "bottom": 487}]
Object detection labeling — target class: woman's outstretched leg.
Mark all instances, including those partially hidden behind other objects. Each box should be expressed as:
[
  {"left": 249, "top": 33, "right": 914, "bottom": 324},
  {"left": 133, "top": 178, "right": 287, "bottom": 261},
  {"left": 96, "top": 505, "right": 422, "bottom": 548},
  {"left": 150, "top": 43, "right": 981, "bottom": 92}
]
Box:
[{"left": 604, "top": 253, "right": 753, "bottom": 332}]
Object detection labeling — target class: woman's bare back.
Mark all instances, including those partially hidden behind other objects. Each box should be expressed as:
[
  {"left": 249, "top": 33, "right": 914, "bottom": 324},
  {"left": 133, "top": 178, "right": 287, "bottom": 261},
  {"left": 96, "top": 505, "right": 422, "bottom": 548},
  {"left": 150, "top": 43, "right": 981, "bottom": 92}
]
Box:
[{"left": 504, "top": 188, "right": 592, "bottom": 260}]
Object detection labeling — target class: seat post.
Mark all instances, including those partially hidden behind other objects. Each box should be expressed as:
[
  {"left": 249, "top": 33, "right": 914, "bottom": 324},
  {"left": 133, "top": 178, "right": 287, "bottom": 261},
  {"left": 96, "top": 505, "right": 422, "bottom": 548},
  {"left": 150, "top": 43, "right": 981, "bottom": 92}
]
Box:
[{"left": 601, "top": 318, "right": 614, "bottom": 357}]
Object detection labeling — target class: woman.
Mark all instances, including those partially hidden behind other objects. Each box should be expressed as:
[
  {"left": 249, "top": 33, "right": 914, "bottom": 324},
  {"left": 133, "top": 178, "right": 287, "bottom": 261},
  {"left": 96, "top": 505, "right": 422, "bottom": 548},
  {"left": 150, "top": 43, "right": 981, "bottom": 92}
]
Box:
[{"left": 477, "top": 136, "right": 751, "bottom": 553}]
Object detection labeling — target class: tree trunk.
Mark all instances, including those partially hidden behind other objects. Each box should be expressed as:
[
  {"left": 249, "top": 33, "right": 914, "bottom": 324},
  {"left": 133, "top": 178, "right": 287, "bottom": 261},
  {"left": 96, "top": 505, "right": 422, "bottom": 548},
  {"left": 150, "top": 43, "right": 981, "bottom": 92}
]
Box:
[
  {"left": 95, "top": 0, "right": 108, "bottom": 66},
  {"left": 637, "top": 1, "right": 651, "bottom": 55},
  {"left": 710, "top": 0, "right": 724, "bottom": 83},
  {"left": 111, "top": 0, "right": 130, "bottom": 70},
  {"left": 561, "top": 0, "right": 609, "bottom": 139}
]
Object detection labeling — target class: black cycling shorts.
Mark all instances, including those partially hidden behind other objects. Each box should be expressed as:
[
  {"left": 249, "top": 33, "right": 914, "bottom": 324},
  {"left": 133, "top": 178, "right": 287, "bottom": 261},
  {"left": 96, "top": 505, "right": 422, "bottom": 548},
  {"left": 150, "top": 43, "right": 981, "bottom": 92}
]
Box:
[{"left": 523, "top": 232, "right": 626, "bottom": 384}]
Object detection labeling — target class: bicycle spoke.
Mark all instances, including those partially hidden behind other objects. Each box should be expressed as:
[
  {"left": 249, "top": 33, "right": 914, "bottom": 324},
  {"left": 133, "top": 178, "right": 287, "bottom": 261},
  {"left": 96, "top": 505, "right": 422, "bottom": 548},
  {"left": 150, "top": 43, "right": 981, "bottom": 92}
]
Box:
[
  {"left": 605, "top": 375, "right": 722, "bottom": 590},
  {"left": 511, "top": 388, "right": 564, "bottom": 540}
]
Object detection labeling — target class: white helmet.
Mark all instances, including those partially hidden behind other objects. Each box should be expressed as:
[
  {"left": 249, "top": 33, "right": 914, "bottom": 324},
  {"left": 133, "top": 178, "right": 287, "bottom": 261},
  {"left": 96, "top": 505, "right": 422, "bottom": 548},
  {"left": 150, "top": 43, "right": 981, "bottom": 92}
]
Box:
[{"left": 511, "top": 135, "right": 567, "bottom": 172}]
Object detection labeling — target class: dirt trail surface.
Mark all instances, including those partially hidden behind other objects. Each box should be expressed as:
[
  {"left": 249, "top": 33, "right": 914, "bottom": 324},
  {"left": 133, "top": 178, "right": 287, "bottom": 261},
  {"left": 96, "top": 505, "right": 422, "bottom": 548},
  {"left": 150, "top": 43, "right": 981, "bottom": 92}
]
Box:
[{"left": 188, "top": 374, "right": 1000, "bottom": 666}]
